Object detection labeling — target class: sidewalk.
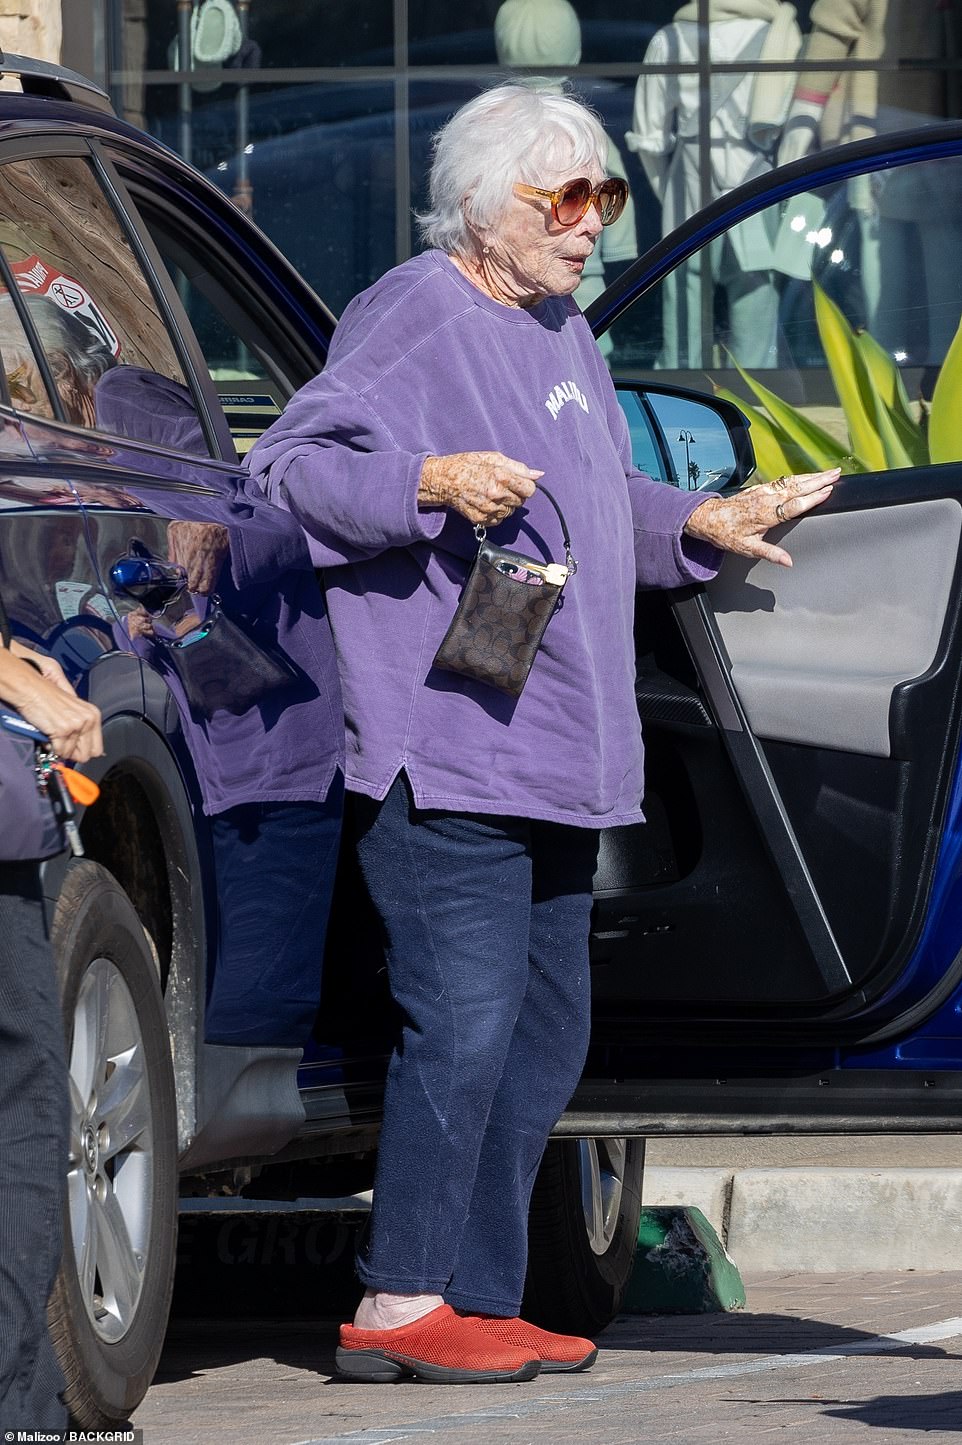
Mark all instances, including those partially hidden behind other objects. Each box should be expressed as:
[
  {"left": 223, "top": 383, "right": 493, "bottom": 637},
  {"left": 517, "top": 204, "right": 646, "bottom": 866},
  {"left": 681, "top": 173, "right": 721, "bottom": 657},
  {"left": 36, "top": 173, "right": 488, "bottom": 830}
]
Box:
[
  {"left": 645, "top": 1134, "right": 962, "bottom": 1272},
  {"left": 136, "top": 1271, "right": 962, "bottom": 1444}
]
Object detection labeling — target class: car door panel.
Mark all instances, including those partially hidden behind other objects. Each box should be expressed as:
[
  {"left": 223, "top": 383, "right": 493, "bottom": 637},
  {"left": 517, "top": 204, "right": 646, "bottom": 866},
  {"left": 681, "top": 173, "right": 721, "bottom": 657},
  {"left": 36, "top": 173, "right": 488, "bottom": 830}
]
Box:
[
  {"left": 589, "top": 127, "right": 962, "bottom": 1058},
  {"left": 711, "top": 498, "right": 962, "bottom": 758}
]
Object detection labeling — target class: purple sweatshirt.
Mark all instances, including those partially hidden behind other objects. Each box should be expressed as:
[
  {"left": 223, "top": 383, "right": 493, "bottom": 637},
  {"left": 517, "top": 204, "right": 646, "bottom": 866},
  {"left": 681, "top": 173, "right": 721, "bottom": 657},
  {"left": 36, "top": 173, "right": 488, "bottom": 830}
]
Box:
[{"left": 248, "top": 250, "right": 719, "bottom": 828}]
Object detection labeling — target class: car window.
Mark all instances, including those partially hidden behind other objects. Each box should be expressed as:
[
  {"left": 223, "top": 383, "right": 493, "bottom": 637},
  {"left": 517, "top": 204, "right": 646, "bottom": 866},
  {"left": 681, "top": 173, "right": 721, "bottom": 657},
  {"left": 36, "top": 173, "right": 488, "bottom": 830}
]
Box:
[
  {"left": 156, "top": 255, "right": 284, "bottom": 458},
  {"left": 130, "top": 208, "right": 294, "bottom": 459},
  {"left": 604, "top": 151, "right": 962, "bottom": 482},
  {"left": 0, "top": 154, "right": 211, "bottom": 457}
]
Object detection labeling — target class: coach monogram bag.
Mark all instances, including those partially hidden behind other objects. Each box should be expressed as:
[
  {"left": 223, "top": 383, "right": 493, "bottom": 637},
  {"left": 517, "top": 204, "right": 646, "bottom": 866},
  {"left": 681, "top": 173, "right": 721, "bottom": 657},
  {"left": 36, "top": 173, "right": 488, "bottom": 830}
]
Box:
[{"left": 433, "top": 485, "right": 577, "bottom": 699}]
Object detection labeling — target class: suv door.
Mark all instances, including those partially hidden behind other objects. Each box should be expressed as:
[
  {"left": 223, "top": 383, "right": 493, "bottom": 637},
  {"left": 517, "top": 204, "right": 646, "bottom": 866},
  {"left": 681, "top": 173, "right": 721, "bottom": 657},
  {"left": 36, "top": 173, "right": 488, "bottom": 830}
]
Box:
[
  {"left": 571, "top": 124, "right": 962, "bottom": 1131},
  {"left": 0, "top": 132, "right": 338, "bottom": 1427}
]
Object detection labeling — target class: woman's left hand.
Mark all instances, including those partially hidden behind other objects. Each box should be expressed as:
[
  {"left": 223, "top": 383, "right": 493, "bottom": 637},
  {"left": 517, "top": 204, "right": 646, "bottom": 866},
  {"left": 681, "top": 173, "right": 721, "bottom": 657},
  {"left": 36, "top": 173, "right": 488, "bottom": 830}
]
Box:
[{"left": 683, "top": 467, "right": 840, "bottom": 568}]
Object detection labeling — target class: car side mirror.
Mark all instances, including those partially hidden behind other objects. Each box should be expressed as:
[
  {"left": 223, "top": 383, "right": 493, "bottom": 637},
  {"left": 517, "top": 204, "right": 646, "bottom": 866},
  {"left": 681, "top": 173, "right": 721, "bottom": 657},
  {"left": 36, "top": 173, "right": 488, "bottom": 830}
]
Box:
[{"left": 615, "top": 381, "right": 756, "bottom": 492}]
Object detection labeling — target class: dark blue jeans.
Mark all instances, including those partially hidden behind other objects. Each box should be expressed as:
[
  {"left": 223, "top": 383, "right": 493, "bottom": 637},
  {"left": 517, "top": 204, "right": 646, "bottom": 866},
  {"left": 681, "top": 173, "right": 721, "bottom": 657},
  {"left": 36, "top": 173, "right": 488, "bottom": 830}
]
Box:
[
  {"left": 353, "top": 775, "right": 599, "bottom": 1316},
  {"left": 206, "top": 780, "right": 343, "bottom": 1047},
  {"left": 0, "top": 864, "right": 68, "bottom": 1431}
]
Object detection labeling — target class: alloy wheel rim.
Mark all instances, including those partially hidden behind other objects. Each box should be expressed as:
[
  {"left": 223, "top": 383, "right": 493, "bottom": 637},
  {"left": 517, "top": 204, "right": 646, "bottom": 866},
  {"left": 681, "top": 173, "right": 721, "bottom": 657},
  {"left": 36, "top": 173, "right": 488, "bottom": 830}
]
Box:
[
  {"left": 67, "top": 956, "right": 153, "bottom": 1343},
  {"left": 578, "top": 1137, "right": 627, "bottom": 1256}
]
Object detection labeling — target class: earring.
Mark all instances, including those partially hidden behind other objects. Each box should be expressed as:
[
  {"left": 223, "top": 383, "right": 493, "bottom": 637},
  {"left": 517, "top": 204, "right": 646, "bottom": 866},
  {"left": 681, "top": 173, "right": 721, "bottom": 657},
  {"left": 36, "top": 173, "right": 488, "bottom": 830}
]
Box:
[{"left": 482, "top": 244, "right": 490, "bottom": 256}]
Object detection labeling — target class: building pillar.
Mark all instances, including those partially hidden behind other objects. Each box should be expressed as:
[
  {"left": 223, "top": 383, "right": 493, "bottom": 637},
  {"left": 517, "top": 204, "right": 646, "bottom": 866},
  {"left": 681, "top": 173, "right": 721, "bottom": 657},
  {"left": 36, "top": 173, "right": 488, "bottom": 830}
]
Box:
[{"left": 0, "top": 0, "right": 62, "bottom": 63}]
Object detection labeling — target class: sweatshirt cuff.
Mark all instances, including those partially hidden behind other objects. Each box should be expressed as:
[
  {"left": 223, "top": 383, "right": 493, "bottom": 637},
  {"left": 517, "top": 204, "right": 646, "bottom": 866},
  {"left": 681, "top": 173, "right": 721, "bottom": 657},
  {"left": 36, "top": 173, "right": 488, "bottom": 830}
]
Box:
[{"left": 406, "top": 452, "right": 447, "bottom": 543}]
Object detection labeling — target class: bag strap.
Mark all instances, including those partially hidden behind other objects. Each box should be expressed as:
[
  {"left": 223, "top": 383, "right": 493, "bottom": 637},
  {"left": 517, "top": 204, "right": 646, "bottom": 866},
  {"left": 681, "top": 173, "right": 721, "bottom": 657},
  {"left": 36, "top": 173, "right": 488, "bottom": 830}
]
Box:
[{"left": 475, "top": 482, "right": 578, "bottom": 576}]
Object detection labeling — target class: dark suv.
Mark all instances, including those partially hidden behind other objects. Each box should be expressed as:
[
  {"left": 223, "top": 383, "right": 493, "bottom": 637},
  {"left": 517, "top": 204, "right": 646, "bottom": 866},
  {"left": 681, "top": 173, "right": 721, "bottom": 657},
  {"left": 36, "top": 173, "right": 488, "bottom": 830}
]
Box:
[{"left": 5, "top": 51, "right": 962, "bottom": 1430}]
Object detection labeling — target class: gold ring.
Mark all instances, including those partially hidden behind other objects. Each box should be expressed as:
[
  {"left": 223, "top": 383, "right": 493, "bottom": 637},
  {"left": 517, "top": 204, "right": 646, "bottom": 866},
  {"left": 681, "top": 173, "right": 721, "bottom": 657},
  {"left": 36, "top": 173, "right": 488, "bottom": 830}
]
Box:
[
  {"left": 771, "top": 475, "right": 788, "bottom": 491},
  {"left": 775, "top": 501, "right": 787, "bottom": 523}
]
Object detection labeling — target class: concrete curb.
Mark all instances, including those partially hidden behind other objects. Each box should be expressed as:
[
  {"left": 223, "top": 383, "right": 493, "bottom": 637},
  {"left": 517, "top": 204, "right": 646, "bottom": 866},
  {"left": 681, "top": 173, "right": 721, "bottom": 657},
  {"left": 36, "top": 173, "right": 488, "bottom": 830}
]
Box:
[{"left": 644, "top": 1165, "right": 962, "bottom": 1272}]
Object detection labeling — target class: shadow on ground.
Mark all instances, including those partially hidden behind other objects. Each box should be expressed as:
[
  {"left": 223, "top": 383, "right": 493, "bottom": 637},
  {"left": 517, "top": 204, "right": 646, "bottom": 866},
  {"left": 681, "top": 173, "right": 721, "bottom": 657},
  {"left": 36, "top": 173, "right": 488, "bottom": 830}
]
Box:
[{"left": 820, "top": 1391, "right": 962, "bottom": 1431}]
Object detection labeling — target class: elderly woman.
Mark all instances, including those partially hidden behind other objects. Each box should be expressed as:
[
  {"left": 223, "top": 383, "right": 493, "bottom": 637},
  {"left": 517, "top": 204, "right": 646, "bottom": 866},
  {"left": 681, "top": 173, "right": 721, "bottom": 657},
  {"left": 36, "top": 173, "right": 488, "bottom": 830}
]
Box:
[{"left": 249, "top": 83, "right": 835, "bottom": 1384}]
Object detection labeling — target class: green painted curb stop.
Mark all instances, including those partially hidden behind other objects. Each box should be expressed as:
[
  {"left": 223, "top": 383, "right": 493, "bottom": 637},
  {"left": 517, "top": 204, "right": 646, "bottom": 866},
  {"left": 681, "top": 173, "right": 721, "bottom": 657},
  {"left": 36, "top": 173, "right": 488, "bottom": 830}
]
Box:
[{"left": 622, "top": 1206, "right": 746, "bottom": 1314}]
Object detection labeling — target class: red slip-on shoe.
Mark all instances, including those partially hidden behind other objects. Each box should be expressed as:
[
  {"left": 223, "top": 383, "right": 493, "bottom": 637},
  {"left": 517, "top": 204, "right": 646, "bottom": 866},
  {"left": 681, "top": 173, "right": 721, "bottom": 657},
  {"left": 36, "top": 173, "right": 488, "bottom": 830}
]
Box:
[
  {"left": 465, "top": 1314, "right": 598, "bottom": 1373},
  {"left": 336, "top": 1303, "right": 541, "bottom": 1383}
]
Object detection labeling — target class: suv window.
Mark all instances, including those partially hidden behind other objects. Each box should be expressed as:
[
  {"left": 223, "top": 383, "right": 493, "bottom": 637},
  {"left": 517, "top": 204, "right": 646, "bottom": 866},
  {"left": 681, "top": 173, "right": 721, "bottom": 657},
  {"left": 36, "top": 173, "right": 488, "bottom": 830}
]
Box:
[
  {"left": 605, "top": 152, "right": 962, "bottom": 481},
  {"left": 154, "top": 252, "right": 284, "bottom": 458},
  {"left": 0, "top": 154, "right": 210, "bottom": 456},
  {"left": 133, "top": 210, "right": 292, "bottom": 459}
]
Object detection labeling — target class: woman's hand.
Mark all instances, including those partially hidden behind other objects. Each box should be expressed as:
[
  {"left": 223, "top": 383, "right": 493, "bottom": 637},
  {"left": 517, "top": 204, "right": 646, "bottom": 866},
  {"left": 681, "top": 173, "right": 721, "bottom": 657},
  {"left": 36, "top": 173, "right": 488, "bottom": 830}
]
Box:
[
  {"left": 0, "top": 649, "right": 104, "bottom": 763},
  {"left": 167, "top": 520, "right": 230, "bottom": 595},
  {"left": 683, "top": 468, "right": 840, "bottom": 568},
  {"left": 9, "top": 641, "right": 74, "bottom": 695},
  {"left": 418, "top": 452, "right": 543, "bottom": 527}
]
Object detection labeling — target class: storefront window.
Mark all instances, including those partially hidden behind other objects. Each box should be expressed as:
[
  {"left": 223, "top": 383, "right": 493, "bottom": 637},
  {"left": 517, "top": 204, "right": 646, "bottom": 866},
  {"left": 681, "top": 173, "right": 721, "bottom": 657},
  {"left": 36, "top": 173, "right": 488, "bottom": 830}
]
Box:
[
  {"left": 133, "top": 0, "right": 393, "bottom": 70},
  {"left": 103, "top": 0, "right": 962, "bottom": 332},
  {"left": 143, "top": 81, "right": 397, "bottom": 312}
]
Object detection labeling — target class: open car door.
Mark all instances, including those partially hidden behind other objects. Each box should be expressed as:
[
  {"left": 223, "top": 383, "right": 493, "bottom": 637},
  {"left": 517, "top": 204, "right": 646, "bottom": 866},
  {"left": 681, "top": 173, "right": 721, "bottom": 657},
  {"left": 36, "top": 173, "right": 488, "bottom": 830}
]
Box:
[{"left": 570, "top": 124, "right": 962, "bottom": 1133}]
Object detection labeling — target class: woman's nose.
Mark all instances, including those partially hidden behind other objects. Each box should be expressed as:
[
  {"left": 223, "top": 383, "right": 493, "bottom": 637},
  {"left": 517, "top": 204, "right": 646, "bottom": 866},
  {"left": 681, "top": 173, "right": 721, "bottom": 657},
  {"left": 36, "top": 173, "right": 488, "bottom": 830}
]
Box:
[{"left": 581, "top": 203, "right": 604, "bottom": 238}]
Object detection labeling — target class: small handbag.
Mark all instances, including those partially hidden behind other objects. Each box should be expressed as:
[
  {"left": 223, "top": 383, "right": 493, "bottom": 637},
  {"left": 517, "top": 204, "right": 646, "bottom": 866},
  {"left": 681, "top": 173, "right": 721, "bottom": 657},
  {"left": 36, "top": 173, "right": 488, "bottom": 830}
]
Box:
[
  {"left": 157, "top": 595, "right": 299, "bottom": 718},
  {"left": 433, "top": 485, "right": 577, "bottom": 698}
]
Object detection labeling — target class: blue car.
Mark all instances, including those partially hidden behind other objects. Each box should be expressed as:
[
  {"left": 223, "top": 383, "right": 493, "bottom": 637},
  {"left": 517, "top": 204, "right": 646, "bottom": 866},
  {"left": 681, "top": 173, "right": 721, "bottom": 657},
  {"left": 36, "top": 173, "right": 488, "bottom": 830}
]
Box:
[{"left": 3, "top": 49, "right": 962, "bottom": 1427}]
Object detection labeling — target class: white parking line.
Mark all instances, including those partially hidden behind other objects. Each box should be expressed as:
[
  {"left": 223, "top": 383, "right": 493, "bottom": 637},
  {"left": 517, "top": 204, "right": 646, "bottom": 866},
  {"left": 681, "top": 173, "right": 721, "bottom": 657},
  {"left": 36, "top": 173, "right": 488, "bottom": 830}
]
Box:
[{"left": 293, "top": 1314, "right": 962, "bottom": 1445}]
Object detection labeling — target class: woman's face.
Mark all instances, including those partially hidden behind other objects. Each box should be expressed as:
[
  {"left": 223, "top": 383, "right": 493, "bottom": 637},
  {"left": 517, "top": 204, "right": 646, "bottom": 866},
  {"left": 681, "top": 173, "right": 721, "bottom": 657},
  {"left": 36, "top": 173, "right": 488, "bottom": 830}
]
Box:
[{"left": 483, "top": 156, "right": 606, "bottom": 306}]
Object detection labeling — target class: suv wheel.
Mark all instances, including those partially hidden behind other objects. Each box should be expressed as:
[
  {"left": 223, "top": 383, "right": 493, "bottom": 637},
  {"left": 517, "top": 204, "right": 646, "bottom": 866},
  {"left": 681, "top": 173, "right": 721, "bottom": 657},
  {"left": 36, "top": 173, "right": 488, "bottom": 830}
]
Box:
[
  {"left": 46, "top": 862, "right": 177, "bottom": 1426},
  {"left": 524, "top": 1136, "right": 645, "bottom": 1335}
]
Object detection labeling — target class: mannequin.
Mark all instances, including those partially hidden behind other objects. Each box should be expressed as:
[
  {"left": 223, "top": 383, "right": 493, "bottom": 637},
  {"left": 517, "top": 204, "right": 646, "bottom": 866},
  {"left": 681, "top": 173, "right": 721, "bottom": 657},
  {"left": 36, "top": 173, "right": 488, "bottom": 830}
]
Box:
[
  {"left": 494, "top": 0, "right": 638, "bottom": 356},
  {"left": 626, "top": 0, "right": 800, "bottom": 369},
  {"left": 777, "top": 0, "right": 962, "bottom": 364}
]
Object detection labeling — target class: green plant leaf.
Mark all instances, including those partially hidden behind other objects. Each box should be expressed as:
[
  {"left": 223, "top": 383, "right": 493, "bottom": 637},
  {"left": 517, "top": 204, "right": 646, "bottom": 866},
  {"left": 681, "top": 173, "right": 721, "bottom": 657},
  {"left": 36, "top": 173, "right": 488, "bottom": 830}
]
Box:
[
  {"left": 727, "top": 356, "right": 862, "bottom": 473},
  {"left": 813, "top": 284, "right": 888, "bottom": 472},
  {"left": 712, "top": 383, "right": 815, "bottom": 483},
  {"left": 854, "top": 326, "right": 915, "bottom": 421},
  {"left": 929, "top": 313, "right": 962, "bottom": 464},
  {"left": 853, "top": 327, "right": 927, "bottom": 468}
]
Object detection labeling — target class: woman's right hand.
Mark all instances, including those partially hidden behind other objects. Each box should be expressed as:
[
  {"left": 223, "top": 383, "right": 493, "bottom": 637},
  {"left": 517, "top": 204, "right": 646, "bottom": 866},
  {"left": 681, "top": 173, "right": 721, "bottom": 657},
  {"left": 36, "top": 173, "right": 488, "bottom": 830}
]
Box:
[
  {"left": 418, "top": 452, "right": 542, "bottom": 527},
  {"left": 0, "top": 651, "right": 104, "bottom": 763}
]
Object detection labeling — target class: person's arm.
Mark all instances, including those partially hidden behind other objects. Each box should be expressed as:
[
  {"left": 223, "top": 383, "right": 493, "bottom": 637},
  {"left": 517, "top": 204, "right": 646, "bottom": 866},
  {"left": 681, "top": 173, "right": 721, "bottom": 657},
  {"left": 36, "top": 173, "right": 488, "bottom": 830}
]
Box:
[
  {"left": 597, "top": 371, "right": 723, "bottom": 587},
  {"left": 247, "top": 371, "right": 542, "bottom": 567},
  {"left": 0, "top": 646, "right": 103, "bottom": 762}
]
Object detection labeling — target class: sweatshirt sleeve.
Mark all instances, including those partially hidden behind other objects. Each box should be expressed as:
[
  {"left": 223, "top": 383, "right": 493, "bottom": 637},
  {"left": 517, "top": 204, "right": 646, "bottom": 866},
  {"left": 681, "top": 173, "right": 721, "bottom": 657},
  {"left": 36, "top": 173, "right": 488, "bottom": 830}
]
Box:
[
  {"left": 227, "top": 475, "right": 317, "bottom": 588},
  {"left": 246, "top": 369, "right": 445, "bottom": 569},
  {"left": 600, "top": 362, "right": 723, "bottom": 589}
]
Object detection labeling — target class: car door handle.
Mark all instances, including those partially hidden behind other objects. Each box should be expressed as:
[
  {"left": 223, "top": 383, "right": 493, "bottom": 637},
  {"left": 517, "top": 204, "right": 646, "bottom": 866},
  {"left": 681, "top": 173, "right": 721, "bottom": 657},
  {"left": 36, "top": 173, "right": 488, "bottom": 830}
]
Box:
[{"left": 110, "top": 554, "right": 188, "bottom": 612}]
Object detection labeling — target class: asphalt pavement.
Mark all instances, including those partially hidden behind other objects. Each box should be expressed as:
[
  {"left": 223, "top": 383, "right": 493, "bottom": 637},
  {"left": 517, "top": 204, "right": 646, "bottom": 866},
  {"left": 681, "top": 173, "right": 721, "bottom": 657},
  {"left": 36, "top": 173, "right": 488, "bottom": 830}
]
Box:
[{"left": 133, "top": 1270, "right": 962, "bottom": 1443}]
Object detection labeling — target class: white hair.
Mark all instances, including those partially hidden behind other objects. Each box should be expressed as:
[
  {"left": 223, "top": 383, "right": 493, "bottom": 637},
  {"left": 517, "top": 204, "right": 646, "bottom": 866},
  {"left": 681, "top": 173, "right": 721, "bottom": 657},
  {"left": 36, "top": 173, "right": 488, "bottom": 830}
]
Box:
[{"left": 417, "top": 83, "right": 609, "bottom": 255}]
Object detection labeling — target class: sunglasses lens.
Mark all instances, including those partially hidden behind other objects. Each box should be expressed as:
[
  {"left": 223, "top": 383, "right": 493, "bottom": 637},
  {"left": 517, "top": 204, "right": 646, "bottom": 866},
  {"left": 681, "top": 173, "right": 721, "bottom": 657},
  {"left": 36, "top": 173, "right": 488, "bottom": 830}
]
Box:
[
  {"left": 598, "top": 179, "right": 628, "bottom": 225},
  {"left": 556, "top": 178, "right": 593, "bottom": 225}
]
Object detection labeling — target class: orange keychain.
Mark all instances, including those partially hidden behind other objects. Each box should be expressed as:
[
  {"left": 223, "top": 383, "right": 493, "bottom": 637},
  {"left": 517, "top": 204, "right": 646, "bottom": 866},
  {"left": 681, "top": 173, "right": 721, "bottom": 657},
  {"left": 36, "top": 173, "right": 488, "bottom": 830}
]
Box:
[{"left": 52, "top": 763, "right": 100, "bottom": 807}]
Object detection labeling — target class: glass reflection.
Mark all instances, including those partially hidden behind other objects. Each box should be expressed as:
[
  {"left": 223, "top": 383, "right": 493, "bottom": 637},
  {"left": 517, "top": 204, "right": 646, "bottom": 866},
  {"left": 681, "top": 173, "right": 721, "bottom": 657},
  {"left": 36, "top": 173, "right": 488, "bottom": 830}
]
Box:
[
  {"left": 98, "top": 474, "right": 343, "bottom": 1048},
  {"left": 0, "top": 156, "right": 210, "bottom": 455}
]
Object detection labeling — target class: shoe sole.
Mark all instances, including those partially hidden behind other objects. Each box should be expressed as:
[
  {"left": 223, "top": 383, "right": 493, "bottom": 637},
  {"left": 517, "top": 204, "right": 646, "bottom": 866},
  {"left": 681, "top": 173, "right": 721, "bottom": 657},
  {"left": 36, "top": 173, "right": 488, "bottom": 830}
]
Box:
[
  {"left": 539, "top": 1347, "right": 598, "bottom": 1373},
  {"left": 335, "top": 1346, "right": 540, "bottom": 1383}
]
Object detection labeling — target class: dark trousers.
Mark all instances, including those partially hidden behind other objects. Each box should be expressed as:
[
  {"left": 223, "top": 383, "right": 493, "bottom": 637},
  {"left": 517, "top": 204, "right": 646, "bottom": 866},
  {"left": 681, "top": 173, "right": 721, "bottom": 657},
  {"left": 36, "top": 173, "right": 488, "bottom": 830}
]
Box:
[
  {"left": 206, "top": 781, "right": 343, "bottom": 1046},
  {"left": 0, "top": 864, "right": 68, "bottom": 1430},
  {"left": 353, "top": 775, "right": 599, "bottom": 1316}
]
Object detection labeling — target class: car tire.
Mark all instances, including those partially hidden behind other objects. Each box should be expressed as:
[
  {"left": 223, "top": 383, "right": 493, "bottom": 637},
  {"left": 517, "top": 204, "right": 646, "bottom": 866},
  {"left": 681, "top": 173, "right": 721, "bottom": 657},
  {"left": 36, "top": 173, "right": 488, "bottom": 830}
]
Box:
[
  {"left": 523, "top": 1136, "right": 645, "bottom": 1336},
  {"left": 46, "top": 861, "right": 178, "bottom": 1427}
]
